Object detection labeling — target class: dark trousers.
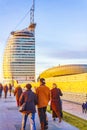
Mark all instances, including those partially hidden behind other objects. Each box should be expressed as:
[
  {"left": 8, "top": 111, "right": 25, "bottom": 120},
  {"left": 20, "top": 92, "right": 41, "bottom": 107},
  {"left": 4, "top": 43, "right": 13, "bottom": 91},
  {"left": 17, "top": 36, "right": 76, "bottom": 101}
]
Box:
[
  {"left": 16, "top": 99, "right": 19, "bottom": 107},
  {"left": 4, "top": 92, "right": 7, "bottom": 98},
  {"left": 0, "top": 91, "right": 2, "bottom": 98},
  {"left": 38, "top": 107, "right": 47, "bottom": 126},
  {"left": 9, "top": 91, "right": 11, "bottom": 96}
]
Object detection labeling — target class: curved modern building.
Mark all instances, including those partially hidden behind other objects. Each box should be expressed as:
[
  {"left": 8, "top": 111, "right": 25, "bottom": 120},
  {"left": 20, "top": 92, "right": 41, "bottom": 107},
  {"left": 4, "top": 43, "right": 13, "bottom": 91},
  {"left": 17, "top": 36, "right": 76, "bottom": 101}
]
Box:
[
  {"left": 39, "top": 64, "right": 87, "bottom": 103},
  {"left": 3, "top": 24, "right": 36, "bottom": 83},
  {"left": 39, "top": 64, "right": 87, "bottom": 78}
]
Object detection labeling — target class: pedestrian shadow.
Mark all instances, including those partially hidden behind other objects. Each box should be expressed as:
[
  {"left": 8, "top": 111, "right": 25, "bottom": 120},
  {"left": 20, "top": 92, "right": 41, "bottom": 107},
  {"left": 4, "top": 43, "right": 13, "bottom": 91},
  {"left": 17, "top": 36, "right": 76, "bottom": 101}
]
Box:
[
  {"left": 4, "top": 100, "right": 16, "bottom": 103},
  {"left": 7, "top": 106, "right": 18, "bottom": 110},
  {"left": 15, "top": 124, "right": 40, "bottom": 130}
]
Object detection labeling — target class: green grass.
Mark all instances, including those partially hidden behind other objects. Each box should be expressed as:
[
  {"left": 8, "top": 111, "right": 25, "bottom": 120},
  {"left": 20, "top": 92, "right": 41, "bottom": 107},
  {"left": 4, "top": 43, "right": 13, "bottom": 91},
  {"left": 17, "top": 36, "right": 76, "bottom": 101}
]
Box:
[{"left": 47, "top": 106, "right": 87, "bottom": 130}]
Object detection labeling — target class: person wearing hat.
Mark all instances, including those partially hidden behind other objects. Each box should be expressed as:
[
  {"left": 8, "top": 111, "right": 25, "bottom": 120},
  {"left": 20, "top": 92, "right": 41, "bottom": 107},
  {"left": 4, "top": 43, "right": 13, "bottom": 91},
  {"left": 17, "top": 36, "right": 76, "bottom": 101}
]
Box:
[
  {"left": 36, "top": 78, "right": 50, "bottom": 130},
  {"left": 19, "top": 83, "right": 38, "bottom": 130}
]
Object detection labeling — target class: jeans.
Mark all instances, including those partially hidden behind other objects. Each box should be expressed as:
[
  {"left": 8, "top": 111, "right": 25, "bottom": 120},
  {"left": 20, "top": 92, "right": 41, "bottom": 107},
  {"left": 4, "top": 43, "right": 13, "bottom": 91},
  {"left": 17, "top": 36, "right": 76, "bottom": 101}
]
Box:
[{"left": 21, "top": 113, "right": 36, "bottom": 130}]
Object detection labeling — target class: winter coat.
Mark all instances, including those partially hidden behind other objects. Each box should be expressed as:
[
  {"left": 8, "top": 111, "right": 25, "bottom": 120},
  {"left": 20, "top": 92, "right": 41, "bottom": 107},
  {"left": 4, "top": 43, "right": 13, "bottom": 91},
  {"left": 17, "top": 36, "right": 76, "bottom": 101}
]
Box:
[
  {"left": 19, "top": 89, "right": 38, "bottom": 114},
  {"left": 51, "top": 87, "right": 63, "bottom": 117},
  {"left": 36, "top": 85, "right": 50, "bottom": 108},
  {"left": 14, "top": 87, "right": 22, "bottom": 100},
  {"left": 3, "top": 85, "right": 8, "bottom": 93}
]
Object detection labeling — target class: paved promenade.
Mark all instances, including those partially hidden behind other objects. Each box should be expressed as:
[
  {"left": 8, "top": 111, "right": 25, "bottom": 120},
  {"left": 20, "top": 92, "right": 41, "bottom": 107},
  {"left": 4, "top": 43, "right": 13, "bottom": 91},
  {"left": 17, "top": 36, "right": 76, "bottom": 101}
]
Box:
[
  {"left": 0, "top": 94, "right": 79, "bottom": 130},
  {"left": 62, "top": 100, "right": 87, "bottom": 120}
]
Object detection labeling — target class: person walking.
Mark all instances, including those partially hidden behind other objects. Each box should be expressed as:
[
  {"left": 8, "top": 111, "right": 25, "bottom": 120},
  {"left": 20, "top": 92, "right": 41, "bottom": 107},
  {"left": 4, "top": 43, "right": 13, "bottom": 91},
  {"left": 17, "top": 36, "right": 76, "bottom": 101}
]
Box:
[
  {"left": 85, "top": 102, "right": 87, "bottom": 113},
  {"left": 3, "top": 84, "right": 8, "bottom": 98},
  {"left": 0, "top": 83, "right": 3, "bottom": 98},
  {"left": 50, "top": 83, "right": 63, "bottom": 123},
  {"left": 82, "top": 102, "right": 86, "bottom": 113},
  {"left": 14, "top": 85, "right": 22, "bottom": 107},
  {"left": 19, "top": 83, "right": 38, "bottom": 130},
  {"left": 8, "top": 83, "right": 13, "bottom": 96},
  {"left": 36, "top": 78, "right": 50, "bottom": 130}
]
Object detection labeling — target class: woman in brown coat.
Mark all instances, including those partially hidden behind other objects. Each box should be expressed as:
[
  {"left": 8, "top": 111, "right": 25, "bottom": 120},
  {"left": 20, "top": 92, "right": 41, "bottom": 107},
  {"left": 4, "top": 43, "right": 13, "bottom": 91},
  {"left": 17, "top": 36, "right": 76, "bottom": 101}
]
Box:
[
  {"left": 14, "top": 85, "right": 22, "bottom": 107},
  {"left": 51, "top": 83, "right": 63, "bottom": 123},
  {"left": 3, "top": 84, "right": 8, "bottom": 98}
]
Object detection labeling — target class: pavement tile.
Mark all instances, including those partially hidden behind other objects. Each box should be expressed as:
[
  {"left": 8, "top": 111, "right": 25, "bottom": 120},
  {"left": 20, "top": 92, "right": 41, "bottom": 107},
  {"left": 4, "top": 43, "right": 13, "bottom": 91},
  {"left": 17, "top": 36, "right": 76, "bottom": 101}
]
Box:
[
  {"left": 0, "top": 94, "right": 79, "bottom": 130},
  {"left": 62, "top": 100, "right": 87, "bottom": 120}
]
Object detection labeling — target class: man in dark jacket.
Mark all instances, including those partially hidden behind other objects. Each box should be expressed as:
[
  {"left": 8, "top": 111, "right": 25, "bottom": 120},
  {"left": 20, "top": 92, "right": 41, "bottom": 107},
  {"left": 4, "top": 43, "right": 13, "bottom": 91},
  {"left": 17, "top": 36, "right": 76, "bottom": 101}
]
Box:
[
  {"left": 85, "top": 102, "right": 87, "bottom": 113},
  {"left": 0, "top": 83, "right": 3, "bottom": 98},
  {"left": 19, "top": 83, "right": 38, "bottom": 130}
]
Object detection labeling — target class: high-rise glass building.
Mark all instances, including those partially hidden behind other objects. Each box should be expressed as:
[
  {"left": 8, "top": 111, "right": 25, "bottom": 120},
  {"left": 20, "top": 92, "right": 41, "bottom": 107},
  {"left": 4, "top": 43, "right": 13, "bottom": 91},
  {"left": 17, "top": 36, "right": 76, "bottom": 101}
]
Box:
[{"left": 3, "top": 24, "right": 36, "bottom": 83}]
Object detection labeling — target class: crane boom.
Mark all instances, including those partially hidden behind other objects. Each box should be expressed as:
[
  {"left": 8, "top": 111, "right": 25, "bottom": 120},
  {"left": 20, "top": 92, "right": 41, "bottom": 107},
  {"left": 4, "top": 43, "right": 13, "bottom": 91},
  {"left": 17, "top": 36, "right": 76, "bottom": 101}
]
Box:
[
  {"left": 28, "top": 0, "right": 36, "bottom": 32},
  {"left": 30, "top": 0, "right": 35, "bottom": 24}
]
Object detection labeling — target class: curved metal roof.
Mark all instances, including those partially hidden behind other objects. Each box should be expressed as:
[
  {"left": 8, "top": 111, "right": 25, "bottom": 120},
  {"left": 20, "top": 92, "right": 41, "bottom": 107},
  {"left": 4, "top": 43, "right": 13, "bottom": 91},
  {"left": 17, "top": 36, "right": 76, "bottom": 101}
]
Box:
[{"left": 39, "top": 64, "right": 87, "bottom": 78}]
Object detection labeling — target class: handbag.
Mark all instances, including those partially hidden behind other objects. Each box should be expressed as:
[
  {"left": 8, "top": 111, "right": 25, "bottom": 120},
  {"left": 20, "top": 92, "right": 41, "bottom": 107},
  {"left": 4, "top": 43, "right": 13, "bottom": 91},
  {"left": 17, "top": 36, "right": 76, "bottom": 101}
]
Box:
[{"left": 19, "top": 102, "right": 26, "bottom": 112}]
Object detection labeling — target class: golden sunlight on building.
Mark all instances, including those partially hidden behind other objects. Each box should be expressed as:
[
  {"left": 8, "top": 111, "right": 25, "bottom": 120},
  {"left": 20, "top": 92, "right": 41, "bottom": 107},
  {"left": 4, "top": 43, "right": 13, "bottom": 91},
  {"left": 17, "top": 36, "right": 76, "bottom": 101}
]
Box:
[{"left": 39, "top": 64, "right": 87, "bottom": 104}]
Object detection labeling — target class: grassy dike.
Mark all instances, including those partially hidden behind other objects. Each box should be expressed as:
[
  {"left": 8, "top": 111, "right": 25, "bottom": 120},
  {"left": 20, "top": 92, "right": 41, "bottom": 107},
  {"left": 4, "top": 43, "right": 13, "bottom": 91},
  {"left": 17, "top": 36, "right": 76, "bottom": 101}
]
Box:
[{"left": 47, "top": 106, "right": 87, "bottom": 130}]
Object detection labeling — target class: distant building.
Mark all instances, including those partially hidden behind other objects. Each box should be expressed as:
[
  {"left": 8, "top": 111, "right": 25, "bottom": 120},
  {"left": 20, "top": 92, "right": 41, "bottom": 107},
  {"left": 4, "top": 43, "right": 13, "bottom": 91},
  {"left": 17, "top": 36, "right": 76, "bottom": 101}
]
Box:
[{"left": 3, "top": 24, "right": 36, "bottom": 83}]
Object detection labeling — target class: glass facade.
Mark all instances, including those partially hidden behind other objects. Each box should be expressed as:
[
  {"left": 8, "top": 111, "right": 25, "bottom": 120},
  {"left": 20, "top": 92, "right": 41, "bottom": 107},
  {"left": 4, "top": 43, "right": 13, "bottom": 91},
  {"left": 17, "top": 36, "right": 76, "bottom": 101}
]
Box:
[{"left": 3, "top": 27, "right": 35, "bottom": 83}]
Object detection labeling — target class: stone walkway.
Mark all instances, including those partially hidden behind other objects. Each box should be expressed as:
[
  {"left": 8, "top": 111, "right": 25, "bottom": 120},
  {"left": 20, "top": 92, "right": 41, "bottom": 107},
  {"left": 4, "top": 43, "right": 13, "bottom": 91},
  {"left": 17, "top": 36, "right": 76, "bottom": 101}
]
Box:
[
  {"left": 0, "top": 94, "right": 79, "bottom": 130},
  {"left": 62, "top": 100, "right": 87, "bottom": 120}
]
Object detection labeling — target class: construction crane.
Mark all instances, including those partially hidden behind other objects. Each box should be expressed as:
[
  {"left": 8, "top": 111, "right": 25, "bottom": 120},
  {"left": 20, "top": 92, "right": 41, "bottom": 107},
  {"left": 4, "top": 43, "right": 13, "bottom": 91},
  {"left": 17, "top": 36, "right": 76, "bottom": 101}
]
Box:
[
  {"left": 29, "top": 0, "right": 36, "bottom": 33},
  {"left": 30, "top": 0, "right": 35, "bottom": 24}
]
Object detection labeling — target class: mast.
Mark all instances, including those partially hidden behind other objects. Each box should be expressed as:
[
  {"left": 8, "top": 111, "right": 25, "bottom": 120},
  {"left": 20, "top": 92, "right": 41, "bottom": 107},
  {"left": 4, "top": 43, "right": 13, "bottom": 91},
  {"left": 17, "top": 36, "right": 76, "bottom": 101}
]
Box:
[
  {"left": 29, "top": 0, "right": 36, "bottom": 32},
  {"left": 30, "top": 0, "right": 35, "bottom": 24}
]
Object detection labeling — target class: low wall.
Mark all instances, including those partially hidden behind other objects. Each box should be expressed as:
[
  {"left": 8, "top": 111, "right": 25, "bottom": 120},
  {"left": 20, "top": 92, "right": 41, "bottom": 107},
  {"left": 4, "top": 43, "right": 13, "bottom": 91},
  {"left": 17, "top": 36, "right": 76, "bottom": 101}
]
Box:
[{"left": 61, "top": 92, "right": 87, "bottom": 104}]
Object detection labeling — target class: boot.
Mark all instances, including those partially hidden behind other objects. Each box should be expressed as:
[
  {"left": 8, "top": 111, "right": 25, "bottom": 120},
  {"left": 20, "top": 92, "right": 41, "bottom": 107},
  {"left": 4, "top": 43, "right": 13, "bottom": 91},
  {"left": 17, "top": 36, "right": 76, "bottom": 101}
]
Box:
[
  {"left": 40, "top": 122, "right": 45, "bottom": 130},
  {"left": 44, "top": 125, "right": 48, "bottom": 129},
  {"left": 59, "top": 117, "right": 61, "bottom": 123},
  {"left": 44, "top": 121, "right": 48, "bottom": 129}
]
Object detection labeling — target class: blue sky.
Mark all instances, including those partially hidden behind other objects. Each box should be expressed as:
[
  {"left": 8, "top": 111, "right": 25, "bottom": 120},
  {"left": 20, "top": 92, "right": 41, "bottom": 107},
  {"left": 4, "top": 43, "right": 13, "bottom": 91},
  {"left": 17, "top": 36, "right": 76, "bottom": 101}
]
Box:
[{"left": 0, "top": 0, "right": 87, "bottom": 79}]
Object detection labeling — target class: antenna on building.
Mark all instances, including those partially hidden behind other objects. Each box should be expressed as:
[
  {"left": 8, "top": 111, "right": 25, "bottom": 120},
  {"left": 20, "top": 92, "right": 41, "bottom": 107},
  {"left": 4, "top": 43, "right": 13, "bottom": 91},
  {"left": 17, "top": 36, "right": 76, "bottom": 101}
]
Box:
[{"left": 29, "top": 0, "right": 36, "bottom": 32}]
